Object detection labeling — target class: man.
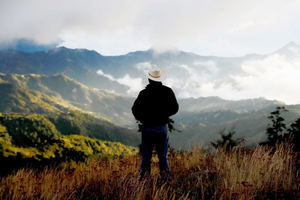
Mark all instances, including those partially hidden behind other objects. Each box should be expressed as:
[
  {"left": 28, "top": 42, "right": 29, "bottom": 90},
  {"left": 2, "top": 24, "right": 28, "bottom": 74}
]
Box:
[{"left": 132, "top": 65, "right": 179, "bottom": 180}]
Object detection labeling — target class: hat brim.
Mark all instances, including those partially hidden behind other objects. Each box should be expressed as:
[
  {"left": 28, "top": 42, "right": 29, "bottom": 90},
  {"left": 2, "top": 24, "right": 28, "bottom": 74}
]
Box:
[{"left": 145, "top": 69, "right": 166, "bottom": 82}]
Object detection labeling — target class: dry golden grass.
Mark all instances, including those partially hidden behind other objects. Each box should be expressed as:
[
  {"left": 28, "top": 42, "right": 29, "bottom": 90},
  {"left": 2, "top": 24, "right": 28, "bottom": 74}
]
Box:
[{"left": 0, "top": 144, "right": 299, "bottom": 200}]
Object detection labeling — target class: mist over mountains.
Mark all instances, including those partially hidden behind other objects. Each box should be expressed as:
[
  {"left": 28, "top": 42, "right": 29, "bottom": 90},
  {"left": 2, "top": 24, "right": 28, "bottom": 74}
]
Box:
[
  {"left": 1, "top": 41, "right": 300, "bottom": 104},
  {"left": 95, "top": 42, "right": 300, "bottom": 104},
  {"left": 2, "top": 72, "right": 298, "bottom": 148},
  {"left": 0, "top": 42, "right": 300, "bottom": 148}
]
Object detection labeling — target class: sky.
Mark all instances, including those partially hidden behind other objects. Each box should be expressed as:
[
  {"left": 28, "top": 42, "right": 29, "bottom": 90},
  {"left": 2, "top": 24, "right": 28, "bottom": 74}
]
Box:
[
  {"left": 1, "top": 0, "right": 300, "bottom": 56},
  {"left": 1, "top": 0, "right": 300, "bottom": 104}
]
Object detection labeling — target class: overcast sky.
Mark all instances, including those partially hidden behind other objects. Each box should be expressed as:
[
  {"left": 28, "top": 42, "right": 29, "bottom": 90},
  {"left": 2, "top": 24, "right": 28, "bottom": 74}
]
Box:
[{"left": 1, "top": 0, "right": 300, "bottom": 56}]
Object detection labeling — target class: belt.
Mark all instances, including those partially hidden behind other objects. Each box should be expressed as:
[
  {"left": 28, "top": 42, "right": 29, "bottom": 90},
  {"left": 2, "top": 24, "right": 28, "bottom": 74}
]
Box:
[{"left": 141, "top": 124, "right": 167, "bottom": 133}]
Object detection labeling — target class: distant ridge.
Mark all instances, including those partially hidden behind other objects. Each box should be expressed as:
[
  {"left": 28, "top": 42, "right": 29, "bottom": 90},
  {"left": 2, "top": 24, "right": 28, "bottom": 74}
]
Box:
[
  {"left": 0, "top": 39, "right": 58, "bottom": 53},
  {"left": 180, "top": 96, "right": 284, "bottom": 113},
  {"left": 0, "top": 47, "right": 128, "bottom": 93},
  {"left": 273, "top": 41, "right": 300, "bottom": 56}
]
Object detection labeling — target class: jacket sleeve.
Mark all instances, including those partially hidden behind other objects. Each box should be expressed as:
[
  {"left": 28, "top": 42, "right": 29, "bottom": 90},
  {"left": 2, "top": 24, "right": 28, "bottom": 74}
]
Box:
[
  {"left": 167, "top": 89, "right": 179, "bottom": 117},
  {"left": 132, "top": 91, "right": 144, "bottom": 121}
]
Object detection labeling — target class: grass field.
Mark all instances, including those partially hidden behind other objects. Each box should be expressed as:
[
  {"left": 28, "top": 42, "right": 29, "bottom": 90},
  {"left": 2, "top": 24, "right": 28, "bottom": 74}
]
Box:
[{"left": 0, "top": 144, "right": 299, "bottom": 200}]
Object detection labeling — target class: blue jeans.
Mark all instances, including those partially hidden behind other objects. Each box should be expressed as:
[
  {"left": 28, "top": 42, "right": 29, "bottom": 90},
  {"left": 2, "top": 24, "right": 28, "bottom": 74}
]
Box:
[{"left": 140, "top": 125, "right": 169, "bottom": 177}]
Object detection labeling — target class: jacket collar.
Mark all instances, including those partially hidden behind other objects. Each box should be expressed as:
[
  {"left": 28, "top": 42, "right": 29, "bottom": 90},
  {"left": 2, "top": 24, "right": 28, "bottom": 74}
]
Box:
[{"left": 147, "top": 79, "right": 162, "bottom": 89}]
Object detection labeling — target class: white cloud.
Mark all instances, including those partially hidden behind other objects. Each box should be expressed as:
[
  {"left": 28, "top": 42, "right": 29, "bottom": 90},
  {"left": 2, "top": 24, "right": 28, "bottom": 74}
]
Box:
[
  {"left": 156, "top": 54, "right": 300, "bottom": 104},
  {"left": 1, "top": 0, "right": 300, "bottom": 56},
  {"left": 97, "top": 70, "right": 143, "bottom": 95},
  {"left": 1, "top": 0, "right": 300, "bottom": 103},
  {"left": 229, "top": 54, "right": 300, "bottom": 104},
  {"left": 117, "top": 74, "right": 143, "bottom": 95},
  {"left": 230, "top": 19, "right": 273, "bottom": 33},
  {"left": 97, "top": 69, "right": 115, "bottom": 81},
  {"left": 135, "top": 62, "right": 151, "bottom": 71}
]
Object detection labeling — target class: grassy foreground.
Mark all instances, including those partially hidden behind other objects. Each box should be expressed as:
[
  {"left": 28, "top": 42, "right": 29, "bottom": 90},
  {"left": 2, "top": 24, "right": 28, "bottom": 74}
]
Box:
[{"left": 0, "top": 144, "right": 299, "bottom": 200}]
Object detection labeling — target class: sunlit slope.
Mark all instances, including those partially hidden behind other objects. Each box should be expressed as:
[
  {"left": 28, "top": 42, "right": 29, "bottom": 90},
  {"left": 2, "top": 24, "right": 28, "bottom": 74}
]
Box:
[
  {"left": 0, "top": 113, "right": 137, "bottom": 165},
  {"left": 0, "top": 73, "right": 134, "bottom": 126},
  {"left": 0, "top": 82, "right": 75, "bottom": 113},
  {"left": 0, "top": 83, "right": 139, "bottom": 146}
]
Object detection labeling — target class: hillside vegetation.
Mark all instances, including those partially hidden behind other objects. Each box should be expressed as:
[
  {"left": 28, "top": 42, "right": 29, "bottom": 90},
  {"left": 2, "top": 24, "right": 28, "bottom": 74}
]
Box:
[
  {"left": 0, "top": 113, "right": 137, "bottom": 174},
  {"left": 1, "top": 74, "right": 300, "bottom": 148},
  {"left": 0, "top": 82, "right": 73, "bottom": 114},
  {"left": 47, "top": 111, "right": 139, "bottom": 146},
  {"left": 0, "top": 73, "right": 134, "bottom": 126},
  {"left": 0, "top": 81, "right": 139, "bottom": 145},
  {"left": 0, "top": 144, "right": 298, "bottom": 200},
  {"left": 171, "top": 110, "right": 300, "bottom": 149}
]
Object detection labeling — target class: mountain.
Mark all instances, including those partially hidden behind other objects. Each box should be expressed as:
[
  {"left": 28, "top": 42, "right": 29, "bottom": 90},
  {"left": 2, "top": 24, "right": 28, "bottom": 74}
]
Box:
[
  {"left": 1, "top": 43, "right": 300, "bottom": 148},
  {"left": 1, "top": 73, "right": 299, "bottom": 148},
  {"left": 170, "top": 105, "right": 300, "bottom": 148},
  {"left": 0, "top": 82, "right": 74, "bottom": 114},
  {"left": 0, "top": 112, "right": 137, "bottom": 174},
  {"left": 179, "top": 96, "right": 284, "bottom": 113},
  {"left": 0, "top": 82, "right": 139, "bottom": 146},
  {"left": 0, "top": 73, "right": 288, "bottom": 128},
  {"left": 0, "top": 73, "right": 135, "bottom": 126},
  {"left": 1, "top": 42, "right": 299, "bottom": 98},
  {"left": 0, "top": 39, "right": 58, "bottom": 53},
  {"left": 0, "top": 47, "right": 128, "bottom": 93},
  {"left": 273, "top": 41, "right": 300, "bottom": 57},
  {"left": 47, "top": 110, "right": 139, "bottom": 146}
]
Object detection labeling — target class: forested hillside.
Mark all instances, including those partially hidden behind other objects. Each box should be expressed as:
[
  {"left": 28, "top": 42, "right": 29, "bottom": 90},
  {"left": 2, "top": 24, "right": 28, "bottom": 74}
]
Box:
[
  {"left": 2, "top": 74, "right": 300, "bottom": 148},
  {"left": 0, "top": 73, "right": 134, "bottom": 126},
  {"left": 0, "top": 113, "right": 137, "bottom": 174},
  {"left": 171, "top": 105, "right": 300, "bottom": 148},
  {"left": 0, "top": 80, "right": 139, "bottom": 145},
  {"left": 1, "top": 46, "right": 300, "bottom": 148},
  {"left": 0, "top": 82, "right": 73, "bottom": 113}
]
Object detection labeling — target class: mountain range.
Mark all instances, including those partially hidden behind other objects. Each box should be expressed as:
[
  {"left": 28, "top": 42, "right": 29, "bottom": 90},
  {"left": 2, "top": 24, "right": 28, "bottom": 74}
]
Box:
[
  {"left": 0, "top": 42, "right": 300, "bottom": 148},
  {"left": 0, "top": 73, "right": 134, "bottom": 126},
  {"left": 0, "top": 78, "right": 139, "bottom": 146},
  {"left": 0, "top": 47, "right": 128, "bottom": 93},
  {"left": 2, "top": 41, "right": 300, "bottom": 98}
]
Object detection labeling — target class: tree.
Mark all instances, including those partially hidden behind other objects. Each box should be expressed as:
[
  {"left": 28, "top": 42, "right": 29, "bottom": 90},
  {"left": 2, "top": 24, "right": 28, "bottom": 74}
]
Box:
[
  {"left": 287, "top": 117, "right": 300, "bottom": 151},
  {"left": 261, "top": 106, "right": 288, "bottom": 146},
  {"left": 211, "top": 128, "right": 244, "bottom": 151}
]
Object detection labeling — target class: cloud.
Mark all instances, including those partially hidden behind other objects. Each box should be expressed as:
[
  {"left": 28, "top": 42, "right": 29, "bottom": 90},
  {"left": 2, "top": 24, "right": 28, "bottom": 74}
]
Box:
[
  {"left": 117, "top": 74, "right": 143, "bottom": 95},
  {"left": 1, "top": 0, "right": 300, "bottom": 56},
  {"left": 229, "top": 54, "right": 300, "bottom": 104},
  {"left": 97, "top": 69, "right": 143, "bottom": 95},
  {"left": 1, "top": 0, "right": 300, "bottom": 103},
  {"left": 97, "top": 69, "right": 115, "bottom": 81},
  {"left": 230, "top": 19, "right": 273, "bottom": 33},
  {"left": 0, "top": 0, "right": 142, "bottom": 45},
  {"left": 130, "top": 53, "right": 300, "bottom": 104},
  {"left": 135, "top": 62, "right": 152, "bottom": 71}
]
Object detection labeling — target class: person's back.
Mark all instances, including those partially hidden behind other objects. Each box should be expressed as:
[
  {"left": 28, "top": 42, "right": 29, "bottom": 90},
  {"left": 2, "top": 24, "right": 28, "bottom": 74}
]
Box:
[
  {"left": 132, "top": 79, "right": 178, "bottom": 127},
  {"left": 132, "top": 65, "right": 179, "bottom": 181}
]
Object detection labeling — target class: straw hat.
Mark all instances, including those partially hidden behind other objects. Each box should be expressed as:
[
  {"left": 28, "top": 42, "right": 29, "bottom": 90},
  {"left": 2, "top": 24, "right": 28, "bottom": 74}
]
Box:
[{"left": 145, "top": 65, "right": 166, "bottom": 82}]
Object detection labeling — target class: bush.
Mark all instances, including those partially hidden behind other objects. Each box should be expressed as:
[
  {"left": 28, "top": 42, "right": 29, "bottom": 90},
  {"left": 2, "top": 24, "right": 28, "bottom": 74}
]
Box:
[{"left": 211, "top": 128, "right": 244, "bottom": 151}]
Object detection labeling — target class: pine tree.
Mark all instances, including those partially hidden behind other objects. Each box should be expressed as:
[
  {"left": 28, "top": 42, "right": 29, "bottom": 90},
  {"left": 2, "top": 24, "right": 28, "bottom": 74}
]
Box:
[
  {"left": 287, "top": 117, "right": 300, "bottom": 151},
  {"left": 211, "top": 128, "right": 244, "bottom": 151},
  {"left": 262, "top": 106, "right": 288, "bottom": 146}
]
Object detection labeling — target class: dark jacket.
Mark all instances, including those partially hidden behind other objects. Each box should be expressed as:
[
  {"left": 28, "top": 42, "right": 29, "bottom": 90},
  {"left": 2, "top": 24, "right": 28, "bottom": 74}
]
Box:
[{"left": 132, "top": 80, "right": 179, "bottom": 126}]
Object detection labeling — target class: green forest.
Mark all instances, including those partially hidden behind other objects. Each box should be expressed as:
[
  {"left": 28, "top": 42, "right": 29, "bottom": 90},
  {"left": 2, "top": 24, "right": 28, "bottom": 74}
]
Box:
[{"left": 0, "top": 112, "right": 137, "bottom": 174}]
